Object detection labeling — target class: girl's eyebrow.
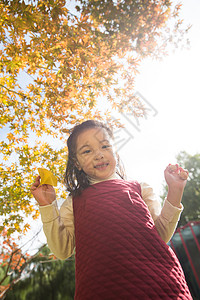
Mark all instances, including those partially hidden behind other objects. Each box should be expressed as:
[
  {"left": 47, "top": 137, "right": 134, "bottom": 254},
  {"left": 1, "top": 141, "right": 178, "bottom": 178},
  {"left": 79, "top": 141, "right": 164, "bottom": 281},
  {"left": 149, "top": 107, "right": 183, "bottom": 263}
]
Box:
[
  {"left": 100, "top": 139, "right": 110, "bottom": 143},
  {"left": 77, "top": 144, "right": 90, "bottom": 152}
]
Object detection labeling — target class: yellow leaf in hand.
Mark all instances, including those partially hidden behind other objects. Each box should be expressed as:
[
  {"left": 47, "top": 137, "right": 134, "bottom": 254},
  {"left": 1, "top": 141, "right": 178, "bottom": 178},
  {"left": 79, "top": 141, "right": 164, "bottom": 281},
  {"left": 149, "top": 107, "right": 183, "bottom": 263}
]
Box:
[{"left": 38, "top": 168, "right": 57, "bottom": 187}]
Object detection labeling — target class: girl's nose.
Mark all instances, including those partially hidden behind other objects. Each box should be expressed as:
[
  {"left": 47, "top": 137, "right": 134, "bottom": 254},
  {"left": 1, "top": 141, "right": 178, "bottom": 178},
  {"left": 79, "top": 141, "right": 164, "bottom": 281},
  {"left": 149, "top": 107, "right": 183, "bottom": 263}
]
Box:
[{"left": 94, "top": 150, "right": 104, "bottom": 159}]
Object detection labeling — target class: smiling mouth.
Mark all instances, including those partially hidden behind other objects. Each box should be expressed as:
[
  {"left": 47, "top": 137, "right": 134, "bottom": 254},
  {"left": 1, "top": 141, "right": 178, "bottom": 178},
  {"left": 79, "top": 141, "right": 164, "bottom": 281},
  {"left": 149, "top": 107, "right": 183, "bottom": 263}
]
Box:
[{"left": 94, "top": 163, "right": 109, "bottom": 169}]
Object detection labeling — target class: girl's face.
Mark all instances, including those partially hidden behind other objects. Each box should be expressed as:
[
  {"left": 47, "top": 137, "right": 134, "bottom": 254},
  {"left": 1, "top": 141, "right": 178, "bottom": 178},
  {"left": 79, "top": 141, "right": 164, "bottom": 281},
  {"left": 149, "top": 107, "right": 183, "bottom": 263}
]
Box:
[{"left": 75, "top": 127, "right": 117, "bottom": 181}]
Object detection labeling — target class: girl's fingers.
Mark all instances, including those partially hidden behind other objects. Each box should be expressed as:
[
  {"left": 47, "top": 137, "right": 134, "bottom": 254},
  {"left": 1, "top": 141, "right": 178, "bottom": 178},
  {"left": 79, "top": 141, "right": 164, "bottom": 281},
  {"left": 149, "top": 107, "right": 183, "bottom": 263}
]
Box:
[
  {"left": 31, "top": 176, "right": 41, "bottom": 191},
  {"left": 166, "top": 164, "right": 189, "bottom": 180},
  {"left": 167, "top": 164, "right": 178, "bottom": 173},
  {"left": 179, "top": 168, "right": 189, "bottom": 180}
]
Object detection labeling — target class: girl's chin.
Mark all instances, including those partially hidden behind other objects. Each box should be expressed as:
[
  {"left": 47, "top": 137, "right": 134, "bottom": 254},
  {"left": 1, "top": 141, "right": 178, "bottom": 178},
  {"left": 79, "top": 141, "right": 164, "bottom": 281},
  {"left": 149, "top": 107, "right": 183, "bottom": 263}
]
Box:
[{"left": 89, "top": 171, "right": 117, "bottom": 182}]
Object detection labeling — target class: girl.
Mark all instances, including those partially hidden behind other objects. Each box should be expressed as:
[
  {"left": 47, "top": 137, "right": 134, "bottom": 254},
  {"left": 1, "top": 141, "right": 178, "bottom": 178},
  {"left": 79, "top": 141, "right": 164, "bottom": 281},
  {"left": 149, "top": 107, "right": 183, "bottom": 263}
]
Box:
[{"left": 31, "top": 120, "right": 192, "bottom": 299}]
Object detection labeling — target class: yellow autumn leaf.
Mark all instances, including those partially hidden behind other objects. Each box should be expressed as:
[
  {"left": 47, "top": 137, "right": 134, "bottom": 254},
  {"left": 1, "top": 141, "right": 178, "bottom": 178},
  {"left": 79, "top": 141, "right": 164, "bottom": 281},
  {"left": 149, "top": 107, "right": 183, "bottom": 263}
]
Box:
[{"left": 38, "top": 168, "right": 57, "bottom": 187}]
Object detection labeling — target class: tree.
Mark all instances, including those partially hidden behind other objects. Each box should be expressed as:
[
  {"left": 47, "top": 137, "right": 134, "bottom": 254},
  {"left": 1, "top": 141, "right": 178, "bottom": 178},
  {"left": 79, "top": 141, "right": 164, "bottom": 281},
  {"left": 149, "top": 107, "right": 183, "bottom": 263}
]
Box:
[
  {"left": 0, "top": 229, "right": 45, "bottom": 299},
  {"left": 0, "top": 0, "right": 189, "bottom": 235},
  {"left": 5, "top": 246, "right": 75, "bottom": 300},
  {"left": 161, "top": 151, "right": 200, "bottom": 227},
  {"left": 0, "top": 230, "right": 74, "bottom": 300},
  {"left": 0, "top": 230, "right": 26, "bottom": 298},
  {"left": 176, "top": 151, "right": 200, "bottom": 226}
]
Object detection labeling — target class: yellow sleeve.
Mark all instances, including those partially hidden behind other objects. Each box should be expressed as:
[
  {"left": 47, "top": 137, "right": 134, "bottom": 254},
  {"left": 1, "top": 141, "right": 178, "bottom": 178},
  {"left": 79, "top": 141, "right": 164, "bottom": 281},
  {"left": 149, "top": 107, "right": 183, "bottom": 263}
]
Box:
[
  {"left": 39, "top": 196, "right": 75, "bottom": 260},
  {"left": 140, "top": 182, "right": 183, "bottom": 243}
]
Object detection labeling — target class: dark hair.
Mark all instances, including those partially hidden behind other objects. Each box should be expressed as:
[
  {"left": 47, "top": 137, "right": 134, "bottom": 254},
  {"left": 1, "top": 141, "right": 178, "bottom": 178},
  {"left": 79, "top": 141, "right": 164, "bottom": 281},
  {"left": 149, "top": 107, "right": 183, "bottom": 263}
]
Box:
[{"left": 64, "top": 120, "right": 125, "bottom": 197}]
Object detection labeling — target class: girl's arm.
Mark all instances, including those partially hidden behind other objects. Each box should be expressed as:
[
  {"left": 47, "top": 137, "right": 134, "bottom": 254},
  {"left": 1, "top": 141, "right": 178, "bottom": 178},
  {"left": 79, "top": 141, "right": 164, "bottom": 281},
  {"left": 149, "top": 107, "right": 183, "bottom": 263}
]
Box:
[
  {"left": 141, "top": 182, "right": 182, "bottom": 243},
  {"left": 141, "top": 164, "right": 188, "bottom": 244},
  {"left": 39, "top": 197, "right": 75, "bottom": 260},
  {"left": 31, "top": 177, "right": 75, "bottom": 259},
  {"left": 154, "top": 199, "right": 182, "bottom": 243},
  {"left": 152, "top": 164, "right": 188, "bottom": 243},
  {"left": 164, "top": 164, "right": 188, "bottom": 209}
]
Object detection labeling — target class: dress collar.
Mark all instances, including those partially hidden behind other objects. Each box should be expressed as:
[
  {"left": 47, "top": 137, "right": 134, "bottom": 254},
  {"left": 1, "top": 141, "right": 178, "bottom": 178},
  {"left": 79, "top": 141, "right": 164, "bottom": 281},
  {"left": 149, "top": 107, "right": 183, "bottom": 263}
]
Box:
[{"left": 88, "top": 173, "right": 119, "bottom": 185}]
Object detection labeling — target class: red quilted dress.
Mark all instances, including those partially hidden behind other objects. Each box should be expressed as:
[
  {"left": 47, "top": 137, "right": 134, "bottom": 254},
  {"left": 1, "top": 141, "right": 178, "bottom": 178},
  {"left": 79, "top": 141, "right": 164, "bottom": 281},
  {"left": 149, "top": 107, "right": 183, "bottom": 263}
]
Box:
[{"left": 73, "top": 179, "right": 192, "bottom": 300}]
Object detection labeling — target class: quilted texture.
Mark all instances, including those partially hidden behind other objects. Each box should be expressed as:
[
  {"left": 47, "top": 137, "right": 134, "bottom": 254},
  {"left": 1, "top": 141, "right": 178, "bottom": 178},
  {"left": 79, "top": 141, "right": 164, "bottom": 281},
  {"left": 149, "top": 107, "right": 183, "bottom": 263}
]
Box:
[{"left": 73, "top": 179, "right": 192, "bottom": 300}]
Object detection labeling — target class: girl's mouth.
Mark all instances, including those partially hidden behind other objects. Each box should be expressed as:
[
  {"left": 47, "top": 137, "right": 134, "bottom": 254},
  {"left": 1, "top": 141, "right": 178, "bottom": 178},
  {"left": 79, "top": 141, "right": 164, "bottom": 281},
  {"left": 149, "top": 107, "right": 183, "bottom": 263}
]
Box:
[{"left": 94, "top": 163, "right": 109, "bottom": 169}]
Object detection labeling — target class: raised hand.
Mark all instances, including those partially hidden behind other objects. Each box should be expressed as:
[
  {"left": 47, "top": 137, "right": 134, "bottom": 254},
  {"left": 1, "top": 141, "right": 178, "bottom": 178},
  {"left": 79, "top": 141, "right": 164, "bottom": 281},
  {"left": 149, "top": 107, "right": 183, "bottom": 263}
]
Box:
[
  {"left": 165, "top": 164, "right": 188, "bottom": 188},
  {"left": 31, "top": 175, "right": 56, "bottom": 206},
  {"left": 164, "top": 164, "right": 189, "bottom": 208}
]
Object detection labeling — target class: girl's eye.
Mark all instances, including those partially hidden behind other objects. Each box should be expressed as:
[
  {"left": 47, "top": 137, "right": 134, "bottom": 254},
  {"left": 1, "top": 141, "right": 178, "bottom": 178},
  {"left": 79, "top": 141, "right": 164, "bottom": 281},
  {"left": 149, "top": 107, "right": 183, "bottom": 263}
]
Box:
[
  {"left": 102, "top": 145, "right": 111, "bottom": 149},
  {"left": 82, "top": 149, "right": 91, "bottom": 154}
]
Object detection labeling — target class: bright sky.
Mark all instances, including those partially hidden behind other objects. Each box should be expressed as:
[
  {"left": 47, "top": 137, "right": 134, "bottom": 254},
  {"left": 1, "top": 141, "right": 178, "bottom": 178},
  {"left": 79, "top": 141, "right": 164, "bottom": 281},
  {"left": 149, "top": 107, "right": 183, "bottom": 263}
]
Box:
[{"left": 117, "top": 0, "right": 200, "bottom": 196}]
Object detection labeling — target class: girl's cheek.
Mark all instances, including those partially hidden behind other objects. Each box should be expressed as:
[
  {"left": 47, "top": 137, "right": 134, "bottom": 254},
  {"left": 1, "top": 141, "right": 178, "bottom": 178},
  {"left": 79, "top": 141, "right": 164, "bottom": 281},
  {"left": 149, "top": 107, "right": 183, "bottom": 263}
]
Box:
[{"left": 82, "top": 157, "right": 92, "bottom": 167}]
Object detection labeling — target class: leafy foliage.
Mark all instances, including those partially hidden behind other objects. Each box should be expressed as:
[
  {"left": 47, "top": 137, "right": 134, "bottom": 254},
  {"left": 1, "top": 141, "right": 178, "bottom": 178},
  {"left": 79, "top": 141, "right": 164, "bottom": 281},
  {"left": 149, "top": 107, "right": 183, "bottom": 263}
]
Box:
[
  {"left": 161, "top": 151, "right": 200, "bottom": 227},
  {"left": 5, "top": 246, "right": 75, "bottom": 300},
  {"left": 0, "top": 231, "right": 74, "bottom": 300},
  {"left": 176, "top": 151, "right": 200, "bottom": 226},
  {"left": 0, "top": 0, "right": 189, "bottom": 234},
  {"left": 0, "top": 229, "right": 40, "bottom": 299}
]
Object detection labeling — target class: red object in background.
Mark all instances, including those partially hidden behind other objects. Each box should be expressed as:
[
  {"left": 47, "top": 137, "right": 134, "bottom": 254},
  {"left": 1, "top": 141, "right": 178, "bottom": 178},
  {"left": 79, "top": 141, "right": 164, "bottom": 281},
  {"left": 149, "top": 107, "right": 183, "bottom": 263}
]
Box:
[{"left": 169, "top": 221, "right": 200, "bottom": 299}]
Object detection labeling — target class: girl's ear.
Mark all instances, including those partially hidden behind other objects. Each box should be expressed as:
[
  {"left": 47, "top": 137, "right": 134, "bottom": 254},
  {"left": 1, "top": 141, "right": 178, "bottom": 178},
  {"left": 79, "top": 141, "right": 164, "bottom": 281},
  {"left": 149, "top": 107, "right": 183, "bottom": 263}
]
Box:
[{"left": 75, "top": 160, "right": 82, "bottom": 171}]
